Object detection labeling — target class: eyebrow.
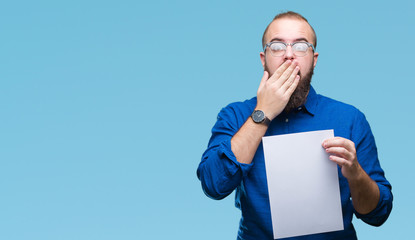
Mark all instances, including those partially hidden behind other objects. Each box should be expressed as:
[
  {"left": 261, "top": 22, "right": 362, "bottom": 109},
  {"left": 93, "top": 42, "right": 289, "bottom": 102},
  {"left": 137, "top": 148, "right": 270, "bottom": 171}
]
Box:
[{"left": 270, "top": 37, "right": 310, "bottom": 43}]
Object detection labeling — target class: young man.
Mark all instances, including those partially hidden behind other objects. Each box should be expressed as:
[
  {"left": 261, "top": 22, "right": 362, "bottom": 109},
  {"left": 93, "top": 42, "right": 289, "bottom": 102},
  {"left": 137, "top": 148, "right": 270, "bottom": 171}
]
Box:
[{"left": 197, "top": 11, "right": 392, "bottom": 240}]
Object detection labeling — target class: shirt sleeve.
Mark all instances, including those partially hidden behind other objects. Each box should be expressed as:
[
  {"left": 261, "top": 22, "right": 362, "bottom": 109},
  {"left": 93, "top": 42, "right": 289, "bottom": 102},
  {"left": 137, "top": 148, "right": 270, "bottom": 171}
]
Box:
[
  {"left": 351, "top": 110, "right": 393, "bottom": 226},
  {"left": 197, "top": 105, "right": 254, "bottom": 200}
]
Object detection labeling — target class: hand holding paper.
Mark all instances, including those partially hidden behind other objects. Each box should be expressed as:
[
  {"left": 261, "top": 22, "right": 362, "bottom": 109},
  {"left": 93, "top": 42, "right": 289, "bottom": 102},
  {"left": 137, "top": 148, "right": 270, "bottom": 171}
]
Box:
[
  {"left": 322, "top": 137, "right": 380, "bottom": 215},
  {"left": 322, "top": 137, "right": 360, "bottom": 180}
]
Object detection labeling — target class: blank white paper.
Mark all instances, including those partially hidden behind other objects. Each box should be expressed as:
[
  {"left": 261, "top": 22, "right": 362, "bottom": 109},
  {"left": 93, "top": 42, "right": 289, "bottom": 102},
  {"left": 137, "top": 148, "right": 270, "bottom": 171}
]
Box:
[{"left": 262, "top": 130, "right": 344, "bottom": 239}]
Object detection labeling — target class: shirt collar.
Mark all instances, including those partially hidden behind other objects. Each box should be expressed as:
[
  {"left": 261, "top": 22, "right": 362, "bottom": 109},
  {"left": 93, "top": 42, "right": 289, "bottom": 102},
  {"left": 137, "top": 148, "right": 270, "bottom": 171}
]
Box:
[{"left": 302, "top": 85, "right": 318, "bottom": 116}]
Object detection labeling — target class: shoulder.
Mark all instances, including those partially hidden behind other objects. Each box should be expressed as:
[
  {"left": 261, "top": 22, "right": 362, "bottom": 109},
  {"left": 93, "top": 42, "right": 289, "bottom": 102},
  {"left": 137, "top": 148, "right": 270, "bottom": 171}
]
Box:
[
  {"left": 315, "top": 92, "right": 371, "bottom": 140},
  {"left": 316, "top": 93, "right": 364, "bottom": 119}
]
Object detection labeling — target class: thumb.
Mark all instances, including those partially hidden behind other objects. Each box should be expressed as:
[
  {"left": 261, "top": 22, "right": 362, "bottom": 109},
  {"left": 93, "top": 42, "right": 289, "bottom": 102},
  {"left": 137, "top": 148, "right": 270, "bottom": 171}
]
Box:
[{"left": 259, "top": 71, "right": 269, "bottom": 89}]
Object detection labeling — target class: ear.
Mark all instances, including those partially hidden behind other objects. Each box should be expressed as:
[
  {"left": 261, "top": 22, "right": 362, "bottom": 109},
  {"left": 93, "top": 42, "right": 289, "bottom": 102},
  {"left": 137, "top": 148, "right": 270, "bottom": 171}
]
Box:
[
  {"left": 260, "top": 52, "right": 266, "bottom": 69},
  {"left": 313, "top": 52, "right": 319, "bottom": 68}
]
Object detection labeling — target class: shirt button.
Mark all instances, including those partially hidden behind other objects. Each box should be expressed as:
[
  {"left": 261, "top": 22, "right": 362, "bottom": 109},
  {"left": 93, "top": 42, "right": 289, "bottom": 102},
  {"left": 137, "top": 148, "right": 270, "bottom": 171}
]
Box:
[{"left": 285, "top": 118, "right": 289, "bottom": 123}]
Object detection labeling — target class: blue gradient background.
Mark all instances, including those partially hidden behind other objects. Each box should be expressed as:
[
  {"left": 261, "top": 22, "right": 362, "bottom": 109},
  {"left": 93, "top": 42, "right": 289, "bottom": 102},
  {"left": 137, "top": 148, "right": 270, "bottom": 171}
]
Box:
[{"left": 1, "top": 1, "right": 413, "bottom": 239}]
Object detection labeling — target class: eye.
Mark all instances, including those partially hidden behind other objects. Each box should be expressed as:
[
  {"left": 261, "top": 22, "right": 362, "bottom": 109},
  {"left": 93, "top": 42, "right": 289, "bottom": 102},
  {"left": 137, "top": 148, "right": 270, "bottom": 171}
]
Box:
[
  {"left": 293, "top": 43, "right": 309, "bottom": 52},
  {"left": 269, "top": 43, "right": 285, "bottom": 51}
]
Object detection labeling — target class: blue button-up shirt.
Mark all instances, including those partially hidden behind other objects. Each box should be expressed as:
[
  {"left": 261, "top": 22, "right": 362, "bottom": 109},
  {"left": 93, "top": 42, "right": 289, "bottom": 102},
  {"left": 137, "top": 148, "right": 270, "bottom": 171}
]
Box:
[{"left": 197, "top": 86, "right": 392, "bottom": 240}]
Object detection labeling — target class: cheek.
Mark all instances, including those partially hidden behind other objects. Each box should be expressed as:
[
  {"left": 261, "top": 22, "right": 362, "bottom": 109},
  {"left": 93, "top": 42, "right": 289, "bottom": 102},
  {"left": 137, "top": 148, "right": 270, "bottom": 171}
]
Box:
[
  {"left": 298, "top": 59, "right": 314, "bottom": 76},
  {"left": 265, "top": 57, "right": 284, "bottom": 74}
]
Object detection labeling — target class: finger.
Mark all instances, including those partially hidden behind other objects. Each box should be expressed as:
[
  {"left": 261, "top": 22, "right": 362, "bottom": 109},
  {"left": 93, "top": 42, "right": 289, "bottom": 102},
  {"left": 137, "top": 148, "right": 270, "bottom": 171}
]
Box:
[
  {"left": 285, "top": 75, "right": 300, "bottom": 97},
  {"left": 323, "top": 137, "right": 354, "bottom": 151},
  {"left": 276, "top": 62, "right": 298, "bottom": 87},
  {"left": 328, "top": 155, "right": 350, "bottom": 167},
  {"left": 281, "top": 65, "right": 300, "bottom": 91},
  {"left": 325, "top": 146, "right": 353, "bottom": 160},
  {"left": 323, "top": 137, "right": 347, "bottom": 146},
  {"left": 268, "top": 60, "right": 293, "bottom": 84}
]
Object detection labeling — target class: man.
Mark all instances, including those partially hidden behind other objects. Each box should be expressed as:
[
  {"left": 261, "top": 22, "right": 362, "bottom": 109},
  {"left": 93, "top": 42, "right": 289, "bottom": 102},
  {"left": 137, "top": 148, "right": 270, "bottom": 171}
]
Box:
[{"left": 197, "top": 11, "right": 393, "bottom": 239}]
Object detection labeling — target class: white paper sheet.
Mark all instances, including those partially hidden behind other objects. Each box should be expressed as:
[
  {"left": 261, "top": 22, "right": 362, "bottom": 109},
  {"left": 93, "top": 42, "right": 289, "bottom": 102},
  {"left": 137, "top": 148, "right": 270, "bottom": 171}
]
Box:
[{"left": 262, "top": 130, "right": 344, "bottom": 239}]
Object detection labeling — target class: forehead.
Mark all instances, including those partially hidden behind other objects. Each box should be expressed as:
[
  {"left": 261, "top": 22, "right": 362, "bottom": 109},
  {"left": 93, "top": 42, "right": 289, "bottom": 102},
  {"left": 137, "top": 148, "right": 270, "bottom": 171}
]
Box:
[{"left": 265, "top": 18, "right": 314, "bottom": 43}]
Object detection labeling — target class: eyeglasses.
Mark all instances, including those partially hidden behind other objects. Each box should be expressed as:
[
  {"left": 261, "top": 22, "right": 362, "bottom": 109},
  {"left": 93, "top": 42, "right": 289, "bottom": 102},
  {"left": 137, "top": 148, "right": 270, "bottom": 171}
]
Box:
[{"left": 264, "top": 41, "right": 315, "bottom": 57}]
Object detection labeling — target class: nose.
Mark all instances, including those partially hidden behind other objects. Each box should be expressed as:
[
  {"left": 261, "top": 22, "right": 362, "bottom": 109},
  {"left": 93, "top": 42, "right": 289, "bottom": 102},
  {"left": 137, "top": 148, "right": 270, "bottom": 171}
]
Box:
[{"left": 284, "top": 45, "right": 294, "bottom": 60}]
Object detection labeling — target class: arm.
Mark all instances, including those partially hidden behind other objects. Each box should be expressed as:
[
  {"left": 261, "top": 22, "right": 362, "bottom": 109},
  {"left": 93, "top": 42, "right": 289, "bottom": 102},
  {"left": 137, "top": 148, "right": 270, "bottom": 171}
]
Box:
[
  {"left": 322, "top": 137, "right": 380, "bottom": 214},
  {"left": 232, "top": 60, "right": 300, "bottom": 164},
  {"left": 322, "top": 114, "right": 393, "bottom": 225},
  {"left": 197, "top": 60, "right": 300, "bottom": 199}
]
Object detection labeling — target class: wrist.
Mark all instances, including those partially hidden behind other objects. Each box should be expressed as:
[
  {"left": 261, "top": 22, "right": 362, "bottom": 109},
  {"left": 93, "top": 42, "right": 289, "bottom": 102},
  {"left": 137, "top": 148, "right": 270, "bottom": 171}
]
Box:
[
  {"left": 251, "top": 109, "right": 271, "bottom": 126},
  {"left": 346, "top": 164, "right": 365, "bottom": 183}
]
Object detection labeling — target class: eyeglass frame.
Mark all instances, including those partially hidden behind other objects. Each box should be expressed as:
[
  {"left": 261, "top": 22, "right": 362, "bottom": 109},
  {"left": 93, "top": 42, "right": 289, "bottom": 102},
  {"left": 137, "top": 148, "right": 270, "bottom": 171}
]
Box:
[{"left": 263, "top": 41, "right": 316, "bottom": 57}]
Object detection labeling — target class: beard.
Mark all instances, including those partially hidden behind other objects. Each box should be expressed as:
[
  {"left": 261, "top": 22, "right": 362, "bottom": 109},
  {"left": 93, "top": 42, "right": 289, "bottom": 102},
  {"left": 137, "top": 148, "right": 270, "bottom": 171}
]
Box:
[
  {"left": 284, "top": 66, "right": 313, "bottom": 112},
  {"left": 265, "top": 62, "right": 314, "bottom": 112}
]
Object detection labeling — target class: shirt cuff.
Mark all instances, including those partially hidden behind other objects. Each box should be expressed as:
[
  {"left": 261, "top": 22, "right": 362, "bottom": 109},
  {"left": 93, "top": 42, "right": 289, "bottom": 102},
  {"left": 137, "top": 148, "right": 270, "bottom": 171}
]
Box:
[
  {"left": 219, "top": 138, "right": 254, "bottom": 178},
  {"left": 354, "top": 183, "right": 393, "bottom": 226}
]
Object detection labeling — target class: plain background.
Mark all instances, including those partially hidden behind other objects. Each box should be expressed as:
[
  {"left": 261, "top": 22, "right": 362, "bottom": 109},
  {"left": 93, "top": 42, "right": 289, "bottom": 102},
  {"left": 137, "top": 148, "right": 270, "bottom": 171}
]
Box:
[{"left": 1, "top": 0, "right": 413, "bottom": 239}]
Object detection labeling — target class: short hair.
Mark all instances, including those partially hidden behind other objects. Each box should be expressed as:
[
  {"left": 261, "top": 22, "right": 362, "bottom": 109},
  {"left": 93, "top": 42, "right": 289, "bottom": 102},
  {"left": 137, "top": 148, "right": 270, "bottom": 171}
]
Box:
[{"left": 261, "top": 11, "right": 317, "bottom": 50}]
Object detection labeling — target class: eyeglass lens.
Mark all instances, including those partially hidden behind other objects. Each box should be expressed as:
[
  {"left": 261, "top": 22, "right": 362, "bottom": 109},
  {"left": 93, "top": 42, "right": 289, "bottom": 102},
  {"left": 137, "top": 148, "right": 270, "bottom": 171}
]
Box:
[{"left": 269, "top": 42, "right": 309, "bottom": 56}]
